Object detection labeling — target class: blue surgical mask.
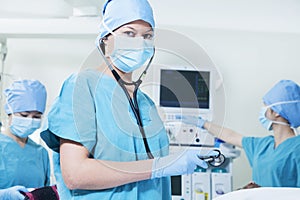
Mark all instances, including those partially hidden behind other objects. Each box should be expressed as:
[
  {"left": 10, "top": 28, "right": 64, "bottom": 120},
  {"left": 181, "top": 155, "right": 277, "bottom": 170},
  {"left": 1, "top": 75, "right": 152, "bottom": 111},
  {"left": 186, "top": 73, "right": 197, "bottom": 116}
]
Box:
[
  {"left": 259, "top": 106, "right": 290, "bottom": 131},
  {"left": 259, "top": 107, "right": 273, "bottom": 131},
  {"left": 10, "top": 116, "right": 41, "bottom": 138},
  {"left": 110, "top": 35, "right": 154, "bottom": 73}
]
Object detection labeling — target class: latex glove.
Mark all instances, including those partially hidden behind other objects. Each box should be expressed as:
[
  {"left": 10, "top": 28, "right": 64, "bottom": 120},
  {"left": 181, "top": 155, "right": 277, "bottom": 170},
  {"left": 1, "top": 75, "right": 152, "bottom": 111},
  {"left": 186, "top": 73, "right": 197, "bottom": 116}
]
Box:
[
  {"left": 151, "top": 150, "right": 218, "bottom": 179},
  {"left": 0, "top": 186, "right": 28, "bottom": 200},
  {"left": 176, "top": 115, "right": 206, "bottom": 129}
]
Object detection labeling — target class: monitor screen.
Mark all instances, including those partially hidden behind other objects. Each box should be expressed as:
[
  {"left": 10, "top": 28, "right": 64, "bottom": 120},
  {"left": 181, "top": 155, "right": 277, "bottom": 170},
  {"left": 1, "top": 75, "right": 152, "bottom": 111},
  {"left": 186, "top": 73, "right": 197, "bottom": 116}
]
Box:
[
  {"left": 159, "top": 69, "right": 210, "bottom": 109},
  {"left": 171, "top": 175, "right": 182, "bottom": 196}
]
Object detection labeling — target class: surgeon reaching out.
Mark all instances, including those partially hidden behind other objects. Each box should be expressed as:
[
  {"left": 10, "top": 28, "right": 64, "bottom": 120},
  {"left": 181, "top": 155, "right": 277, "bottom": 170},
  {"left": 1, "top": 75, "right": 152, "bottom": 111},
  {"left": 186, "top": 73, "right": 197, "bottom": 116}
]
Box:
[
  {"left": 0, "top": 80, "right": 50, "bottom": 200},
  {"left": 181, "top": 79, "right": 300, "bottom": 187},
  {"left": 41, "top": 0, "right": 213, "bottom": 199}
]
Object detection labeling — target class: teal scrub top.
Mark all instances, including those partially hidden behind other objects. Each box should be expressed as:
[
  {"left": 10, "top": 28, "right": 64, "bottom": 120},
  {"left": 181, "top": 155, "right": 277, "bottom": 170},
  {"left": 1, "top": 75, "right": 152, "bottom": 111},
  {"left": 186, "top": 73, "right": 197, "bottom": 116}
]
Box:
[
  {"left": 41, "top": 69, "right": 171, "bottom": 200},
  {"left": 0, "top": 133, "right": 50, "bottom": 189},
  {"left": 242, "top": 135, "right": 300, "bottom": 187}
]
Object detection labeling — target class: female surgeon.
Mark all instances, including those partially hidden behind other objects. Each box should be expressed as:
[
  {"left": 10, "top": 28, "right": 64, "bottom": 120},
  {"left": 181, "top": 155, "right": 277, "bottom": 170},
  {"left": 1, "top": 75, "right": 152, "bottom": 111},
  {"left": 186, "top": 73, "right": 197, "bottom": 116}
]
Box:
[
  {"left": 182, "top": 79, "right": 300, "bottom": 187},
  {"left": 41, "top": 0, "right": 213, "bottom": 199},
  {"left": 0, "top": 79, "right": 50, "bottom": 199}
]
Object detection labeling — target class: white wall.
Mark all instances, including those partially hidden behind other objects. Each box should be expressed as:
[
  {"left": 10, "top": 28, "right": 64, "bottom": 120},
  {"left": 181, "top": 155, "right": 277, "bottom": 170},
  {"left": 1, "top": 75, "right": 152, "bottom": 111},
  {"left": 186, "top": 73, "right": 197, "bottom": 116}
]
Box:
[
  {"left": 1, "top": 0, "right": 300, "bottom": 190},
  {"left": 2, "top": 38, "right": 95, "bottom": 110}
]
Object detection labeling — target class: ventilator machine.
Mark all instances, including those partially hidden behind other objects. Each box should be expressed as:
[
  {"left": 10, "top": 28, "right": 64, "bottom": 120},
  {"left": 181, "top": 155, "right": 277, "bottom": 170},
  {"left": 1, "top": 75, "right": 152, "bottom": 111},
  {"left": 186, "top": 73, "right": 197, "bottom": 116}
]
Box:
[{"left": 150, "top": 65, "right": 240, "bottom": 200}]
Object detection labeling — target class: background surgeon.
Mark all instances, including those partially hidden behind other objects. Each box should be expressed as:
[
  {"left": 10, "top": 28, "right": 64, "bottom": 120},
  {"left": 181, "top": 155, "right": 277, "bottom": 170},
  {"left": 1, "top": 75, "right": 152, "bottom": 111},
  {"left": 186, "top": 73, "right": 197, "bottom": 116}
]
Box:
[
  {"left": 0, "top": 80, "right": 50, "bottom": 199},
  {"left": 41, "top": 0, "right": 213, "bottom": 199},
  {"left": 182, "top": 79, "right": 300, "bottom": 187}
]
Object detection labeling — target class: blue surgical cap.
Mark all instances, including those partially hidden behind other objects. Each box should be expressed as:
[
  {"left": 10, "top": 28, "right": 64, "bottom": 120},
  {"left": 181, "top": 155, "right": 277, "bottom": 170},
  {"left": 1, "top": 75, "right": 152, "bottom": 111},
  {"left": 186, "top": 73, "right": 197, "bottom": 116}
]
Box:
[
  {"left": 263, "top": 80, "right": 300, "bottom": 128},
  {"left": 4, "top": 80, "right": 47, "bottom": 114},
  {"left": 98, "top": 0, "right": 155, "bottom": 39}
]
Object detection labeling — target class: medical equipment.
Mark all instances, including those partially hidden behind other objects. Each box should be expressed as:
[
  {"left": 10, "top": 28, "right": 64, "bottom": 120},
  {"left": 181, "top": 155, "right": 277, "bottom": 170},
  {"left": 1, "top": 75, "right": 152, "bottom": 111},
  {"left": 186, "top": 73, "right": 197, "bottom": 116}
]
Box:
[
  {"left": 159, "top": 69, "right": 210, "bottom": 110},
  {"left": 192, "top": 169, "right": 210, "bottom": 200},
  {"left": 150, "top": 66, "right": 239, "bottom": 200},
  {"left": 198, "top": 149, "right": 225, "bottom": 167},
  {"left": 170, "top": 147, "right": 232, "bottom": 200},
  {"left": 153, "top": 67, "right": 215, "bottom": 146},
  {"left": 211, "top": 169, "right": 232, "bottom": 199},
  {"left": 154, "top": 67, "right": 214, "bottom": 146}
]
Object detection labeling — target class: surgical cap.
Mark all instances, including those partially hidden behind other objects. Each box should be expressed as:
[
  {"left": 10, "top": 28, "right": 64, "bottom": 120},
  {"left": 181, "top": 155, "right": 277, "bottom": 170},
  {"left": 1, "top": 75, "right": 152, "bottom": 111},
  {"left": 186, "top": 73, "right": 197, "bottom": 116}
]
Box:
[
  {"left": 263, "top": 80, "right": 300, "bottom": 128},
  {"left": 98, "top": 0, "right": 155, "bottom": 39},
  {"left": 4, "top": 80, "right": 47, "bottom": 114}
]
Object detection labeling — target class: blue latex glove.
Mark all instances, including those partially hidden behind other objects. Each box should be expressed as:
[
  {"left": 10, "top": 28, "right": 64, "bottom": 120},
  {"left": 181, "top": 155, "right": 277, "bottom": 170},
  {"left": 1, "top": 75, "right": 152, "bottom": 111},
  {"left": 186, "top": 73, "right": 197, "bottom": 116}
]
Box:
[
  {"left": 0, "top": 186, "right": 28, "bottom": 200},
  {"left": 151, "top": 150, "right": 218, "bottom": 179},
  {"left": 177, "top": 115, "right": 206, "bottom": 129}
]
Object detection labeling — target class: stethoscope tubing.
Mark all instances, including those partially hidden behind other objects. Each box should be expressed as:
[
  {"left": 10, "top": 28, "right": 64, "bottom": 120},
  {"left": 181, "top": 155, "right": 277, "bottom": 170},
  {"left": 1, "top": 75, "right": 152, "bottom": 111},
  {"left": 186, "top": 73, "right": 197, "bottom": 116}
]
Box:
[{"left": 97, "top": 38, "right": 155, "bottom": 159}]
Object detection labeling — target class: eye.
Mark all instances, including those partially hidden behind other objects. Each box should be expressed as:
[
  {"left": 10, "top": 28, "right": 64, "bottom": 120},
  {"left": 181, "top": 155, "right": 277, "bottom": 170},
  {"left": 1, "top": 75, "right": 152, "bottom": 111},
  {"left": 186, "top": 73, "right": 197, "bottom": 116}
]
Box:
[
  {"left": 143, "top": 33, "right": 153, "bottom": 40},
  {"left": 32, "top": 112, "right": 42, "bottom": 119},
  {"left": 122, "top": 31, "right": 136, "bottom": 37},
  {"left": 33, "top": 115, "right": 42, "bottom": 119},
  {"left": 20, "top": 113, "right": 29, "bottom": 118}
]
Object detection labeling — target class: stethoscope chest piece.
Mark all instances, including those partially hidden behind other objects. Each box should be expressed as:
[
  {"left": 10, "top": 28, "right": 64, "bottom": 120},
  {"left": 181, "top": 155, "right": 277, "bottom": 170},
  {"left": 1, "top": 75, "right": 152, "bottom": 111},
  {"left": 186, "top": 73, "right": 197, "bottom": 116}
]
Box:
[
  {"left": 208, "top": 152, "right": 225, "bottom": 167},
  {"left": 199, "top": 149, "right": 226, "bottom": 167}
]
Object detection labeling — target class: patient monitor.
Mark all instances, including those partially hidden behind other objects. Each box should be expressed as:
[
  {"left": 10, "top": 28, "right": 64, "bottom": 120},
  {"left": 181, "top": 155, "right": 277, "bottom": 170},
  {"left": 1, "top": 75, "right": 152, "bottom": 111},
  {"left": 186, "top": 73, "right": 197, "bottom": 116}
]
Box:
[{"left": 153, "top": 65, "right": 215, "bottom": 147}]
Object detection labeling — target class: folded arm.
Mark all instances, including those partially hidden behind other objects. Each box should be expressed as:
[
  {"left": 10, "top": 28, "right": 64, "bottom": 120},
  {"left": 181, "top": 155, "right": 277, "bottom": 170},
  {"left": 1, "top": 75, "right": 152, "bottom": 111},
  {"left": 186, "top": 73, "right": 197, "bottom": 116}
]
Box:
[
  {"left": 60, "top": 138, "right": 211, "bottom": 190},
  {"left": 60, "top": 139, "right": 153, "bottom": 190}
]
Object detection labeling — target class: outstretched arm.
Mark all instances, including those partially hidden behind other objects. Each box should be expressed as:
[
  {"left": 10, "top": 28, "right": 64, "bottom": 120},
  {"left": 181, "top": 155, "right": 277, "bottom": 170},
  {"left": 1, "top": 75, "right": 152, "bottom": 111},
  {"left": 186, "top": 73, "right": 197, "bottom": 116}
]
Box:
[{"left": 204, "top": 121, "right": 243, "bottom": 148}]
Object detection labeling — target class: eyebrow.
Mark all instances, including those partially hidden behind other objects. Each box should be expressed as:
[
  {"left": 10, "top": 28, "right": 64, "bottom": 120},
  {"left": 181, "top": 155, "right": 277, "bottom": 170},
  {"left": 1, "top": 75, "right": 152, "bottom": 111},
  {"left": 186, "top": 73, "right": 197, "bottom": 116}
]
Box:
[
  {"left": 123, "top": 26, "right": 153, "bottom": 33},
  {"left": 20, "top": 111, "right": 42, "bottom": 115},
  {"left": 20, "top": 112, "right": 30, "bottom": 114}
]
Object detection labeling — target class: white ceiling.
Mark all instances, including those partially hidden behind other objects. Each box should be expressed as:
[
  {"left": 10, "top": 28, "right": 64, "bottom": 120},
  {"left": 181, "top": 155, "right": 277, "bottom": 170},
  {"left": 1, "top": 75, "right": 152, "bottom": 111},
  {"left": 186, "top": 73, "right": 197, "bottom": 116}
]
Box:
[
  {"left": 0, "top": 0, "right": 300, "bottom": 33},
  {"left": 150, "top": 0, "right": 300, "bottom": 33},
  {"left": 0, "top": 0, "right": 105, "bottom": 18}
]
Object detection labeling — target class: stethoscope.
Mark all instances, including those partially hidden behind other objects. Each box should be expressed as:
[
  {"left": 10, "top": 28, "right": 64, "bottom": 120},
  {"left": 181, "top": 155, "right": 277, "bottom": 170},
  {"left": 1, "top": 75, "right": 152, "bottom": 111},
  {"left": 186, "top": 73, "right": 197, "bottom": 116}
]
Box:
[
  {"left": 198, "top": 149, "right": 226, "bottom": 167},
  {"left": 97, "top": 37, "right": 155, "bottom": 159}
]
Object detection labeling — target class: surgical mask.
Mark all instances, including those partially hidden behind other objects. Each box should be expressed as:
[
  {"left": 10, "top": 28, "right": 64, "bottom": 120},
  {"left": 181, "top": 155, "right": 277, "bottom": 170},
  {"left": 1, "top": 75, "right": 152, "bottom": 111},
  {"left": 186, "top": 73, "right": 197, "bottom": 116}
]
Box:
[
  {"left": 259, "top": 107, "right": 273, "bottom": 131},
  {"left": 109, "top": 34, "right": 154, "bottom": 73},
  {"left": 10, "top": 116, "right": 41, "bottom": 138},
  {"left": 259, "top": 106, "right": 290, "bottom": 131},
  {"left": 102, "top": 20, "right": 154, "bottom": 73}
]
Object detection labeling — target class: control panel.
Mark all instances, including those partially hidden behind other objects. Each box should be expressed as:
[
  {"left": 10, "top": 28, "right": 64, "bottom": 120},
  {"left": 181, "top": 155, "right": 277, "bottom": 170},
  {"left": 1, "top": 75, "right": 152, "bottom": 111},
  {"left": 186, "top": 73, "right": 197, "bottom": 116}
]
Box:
[{"left": 163, "top": 113, "right": 215, "bottom": 147}]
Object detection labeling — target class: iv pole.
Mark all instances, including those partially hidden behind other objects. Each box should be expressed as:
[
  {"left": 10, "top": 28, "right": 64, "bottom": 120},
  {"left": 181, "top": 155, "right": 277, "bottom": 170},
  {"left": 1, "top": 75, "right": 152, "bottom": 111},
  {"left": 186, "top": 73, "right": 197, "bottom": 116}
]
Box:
[{"left": 0, "top": 40, "right": 8, "bottom": 130}]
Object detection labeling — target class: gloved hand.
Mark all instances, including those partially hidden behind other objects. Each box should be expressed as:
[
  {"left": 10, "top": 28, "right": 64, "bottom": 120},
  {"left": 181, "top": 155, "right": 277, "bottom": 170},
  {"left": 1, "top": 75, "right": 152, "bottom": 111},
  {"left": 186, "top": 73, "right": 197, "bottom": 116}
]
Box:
[
  {"left": 176, "top": 115, "right": 206, "bottom": 129},
  {"left": 151, "top": 150, "right": 218, "bottom": 179},
  {"left": 0, "top": 185, "right": 28, "bottom": 200}
]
